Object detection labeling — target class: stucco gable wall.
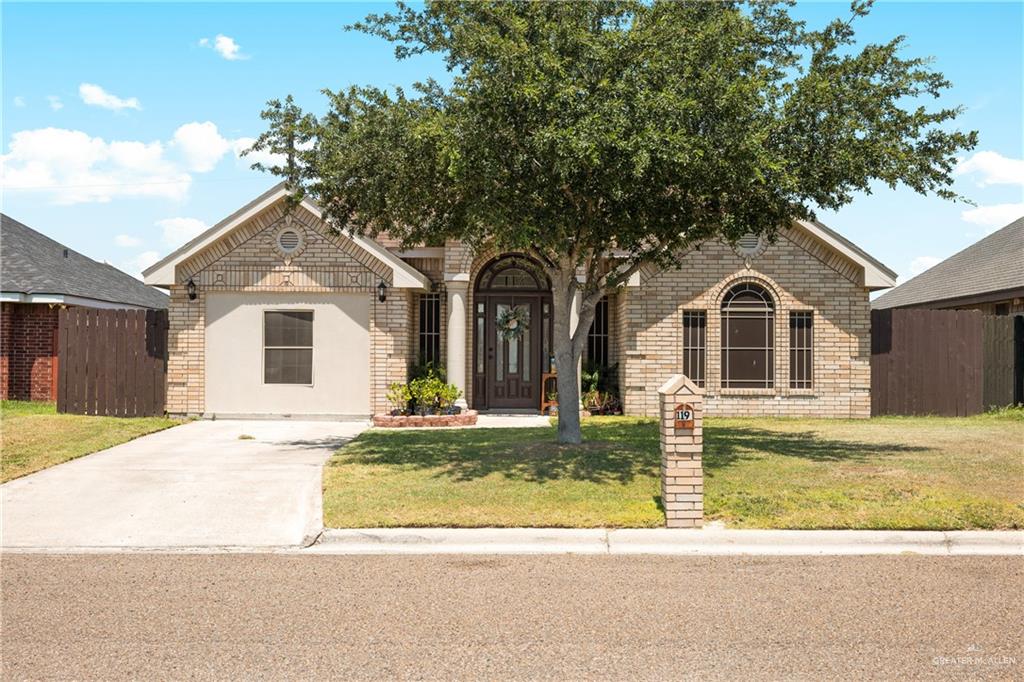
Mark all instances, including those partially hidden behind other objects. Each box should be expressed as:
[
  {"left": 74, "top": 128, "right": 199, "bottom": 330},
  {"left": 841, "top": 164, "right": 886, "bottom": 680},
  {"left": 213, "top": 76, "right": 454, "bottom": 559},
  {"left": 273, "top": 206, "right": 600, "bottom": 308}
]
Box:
[{"left": 618, "top": 231, "right": 870, "bottom": 418}]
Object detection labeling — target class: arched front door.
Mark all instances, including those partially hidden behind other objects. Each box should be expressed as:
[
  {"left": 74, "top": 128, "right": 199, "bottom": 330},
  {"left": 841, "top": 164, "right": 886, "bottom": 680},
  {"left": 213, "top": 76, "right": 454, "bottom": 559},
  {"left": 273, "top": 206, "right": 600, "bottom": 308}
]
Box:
[{"left": 472, "top": 255, "right": 553, "bottom": 410}]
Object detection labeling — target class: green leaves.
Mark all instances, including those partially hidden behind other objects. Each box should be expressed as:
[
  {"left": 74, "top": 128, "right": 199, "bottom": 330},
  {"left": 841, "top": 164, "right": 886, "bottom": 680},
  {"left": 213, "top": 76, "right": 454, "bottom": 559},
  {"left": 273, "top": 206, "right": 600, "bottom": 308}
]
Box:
[{"left": 254, "top": 0, "right": 975, "bottom": 284}]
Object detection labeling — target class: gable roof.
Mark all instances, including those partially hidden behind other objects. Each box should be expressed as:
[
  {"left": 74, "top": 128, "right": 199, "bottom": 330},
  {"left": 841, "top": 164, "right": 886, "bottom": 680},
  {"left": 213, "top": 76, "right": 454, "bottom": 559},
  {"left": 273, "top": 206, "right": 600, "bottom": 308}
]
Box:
[
  {"left": 872, "top": 217, "right": 1024, "bottom": 309},
  {"left": 795, "top": 219, "right": 897, "bottom": 290},
  {"left": 143, "top": 183, "right": 431, "bottom": 290},
  {"left": 1, "top": 214, "right": 169, "bottom": 309}
]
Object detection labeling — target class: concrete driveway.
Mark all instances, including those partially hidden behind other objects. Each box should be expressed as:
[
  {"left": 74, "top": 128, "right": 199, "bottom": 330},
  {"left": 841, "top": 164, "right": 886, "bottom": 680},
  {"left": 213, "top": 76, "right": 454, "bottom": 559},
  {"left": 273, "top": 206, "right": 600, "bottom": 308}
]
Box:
[{"left": 1, "top": 419, "right": 367, "bottom": 549}]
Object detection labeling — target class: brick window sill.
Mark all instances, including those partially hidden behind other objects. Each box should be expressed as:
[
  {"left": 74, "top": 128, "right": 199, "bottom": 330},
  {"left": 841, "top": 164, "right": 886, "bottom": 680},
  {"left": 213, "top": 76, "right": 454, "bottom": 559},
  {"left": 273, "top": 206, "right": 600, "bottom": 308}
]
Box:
[{"left": 716, "top": 388, "right": 777, "bottom": 397}]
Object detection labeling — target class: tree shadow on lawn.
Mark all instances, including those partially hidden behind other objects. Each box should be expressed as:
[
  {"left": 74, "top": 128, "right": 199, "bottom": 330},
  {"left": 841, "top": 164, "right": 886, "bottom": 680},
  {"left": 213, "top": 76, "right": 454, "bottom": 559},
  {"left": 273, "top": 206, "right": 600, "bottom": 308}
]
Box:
[
  {"left": 332, "top": 419, "right": 933, "bottom": 485},
  {"left": 704, "top": 426, "right": 933, "bottom": 474},
  {"left": 331, "top": 422, "right": 662, "bottom": 485}
]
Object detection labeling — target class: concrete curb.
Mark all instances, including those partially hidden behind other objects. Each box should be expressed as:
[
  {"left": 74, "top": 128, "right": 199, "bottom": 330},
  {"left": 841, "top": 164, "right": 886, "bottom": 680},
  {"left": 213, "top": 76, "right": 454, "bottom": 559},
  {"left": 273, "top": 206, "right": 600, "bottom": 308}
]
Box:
[{"left": 309, "top": 528, "right": 1024, "bottom": 556}]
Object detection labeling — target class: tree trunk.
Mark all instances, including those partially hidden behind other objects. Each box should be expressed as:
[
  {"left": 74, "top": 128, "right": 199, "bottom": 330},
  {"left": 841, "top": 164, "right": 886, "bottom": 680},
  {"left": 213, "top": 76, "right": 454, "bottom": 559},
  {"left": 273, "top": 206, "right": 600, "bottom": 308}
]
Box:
[
  {"left": 547, "top": 264, "right": 598, "bottom": 445},
  {"left": 550, "top": 269, "right": 581, "bottom": 444}
]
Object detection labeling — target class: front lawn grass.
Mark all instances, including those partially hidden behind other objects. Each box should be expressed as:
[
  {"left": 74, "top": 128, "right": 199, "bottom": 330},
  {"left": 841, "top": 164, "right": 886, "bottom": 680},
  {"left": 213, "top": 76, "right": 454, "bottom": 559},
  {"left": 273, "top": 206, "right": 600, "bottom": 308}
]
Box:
[
  {"left": 0, "top": 401, "right": 180, "bottom": 483},
  {"left": 323, "top": 411, "right": 1024, "bottom": 529}
]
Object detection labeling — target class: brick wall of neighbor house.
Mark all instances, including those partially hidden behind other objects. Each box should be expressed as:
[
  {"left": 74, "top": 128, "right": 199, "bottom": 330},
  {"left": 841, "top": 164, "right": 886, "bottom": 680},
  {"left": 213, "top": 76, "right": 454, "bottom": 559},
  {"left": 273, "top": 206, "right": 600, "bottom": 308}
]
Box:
[
  {"left": 618, "top": 227, "right": 872, "bottom": 418},
  {"left": 165, "top": 202, "right": 411, "bottom": 416},
  {"left": 0, "top": 302, "right": 60, "bottom": 401}
]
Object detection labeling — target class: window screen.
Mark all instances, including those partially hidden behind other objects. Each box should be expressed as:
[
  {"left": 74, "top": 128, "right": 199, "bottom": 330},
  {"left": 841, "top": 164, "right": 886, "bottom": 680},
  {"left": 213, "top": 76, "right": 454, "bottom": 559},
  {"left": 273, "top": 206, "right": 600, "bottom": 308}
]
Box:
[
  {"left": 682, "top": 311, "right": 706, "bottom": 387},
  {"left": 721, "top": 283, "right": 775, "bottom": 389},
  {"left": 789, "top": 312, "right": 813, "bottom": 389},
  {"left": 264, "top": 311, "right": 313, "bottom": 384},
  {"left": 419, "top": 293, "right": 442, "bottom": 365},
  {"left": 586, "top": 297, "right": 610, "bottom": 367}
]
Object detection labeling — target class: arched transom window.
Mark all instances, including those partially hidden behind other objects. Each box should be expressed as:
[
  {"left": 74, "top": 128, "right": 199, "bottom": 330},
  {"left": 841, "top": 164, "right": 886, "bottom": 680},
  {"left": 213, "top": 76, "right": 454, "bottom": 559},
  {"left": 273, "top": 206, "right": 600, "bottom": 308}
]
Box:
[
  {"left": 721, "top": 282, "right": 775, "bottom": 389},
  {"left": 475, "top": 255, "right": 549, "bottom": 292}
]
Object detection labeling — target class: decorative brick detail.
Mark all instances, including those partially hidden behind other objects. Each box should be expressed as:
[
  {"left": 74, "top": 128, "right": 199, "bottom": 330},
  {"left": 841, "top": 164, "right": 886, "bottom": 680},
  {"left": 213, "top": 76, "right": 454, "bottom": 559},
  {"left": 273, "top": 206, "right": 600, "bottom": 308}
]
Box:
[
  {"left": 371, "top": 410, "right": 478, "bottom": 427},
  {"left": 0, "top": 302, "right": 59, "bottom": 401},
  {"left": 617, "top": 230, "right": 872, "bottom": 418},
  {"left": 658, "top": 375, "right": 704, "bottom": 528},
  {"left": 164, "top": 200, "right": 413, "bottom": 416}
]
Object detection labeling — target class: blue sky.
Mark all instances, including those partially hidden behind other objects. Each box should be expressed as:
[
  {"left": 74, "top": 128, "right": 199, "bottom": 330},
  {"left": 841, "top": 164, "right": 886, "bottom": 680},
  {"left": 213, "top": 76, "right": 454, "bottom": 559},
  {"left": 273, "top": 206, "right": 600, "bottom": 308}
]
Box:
[{"left": 2, "top": 2, "right": 1022, "bottom": 288}]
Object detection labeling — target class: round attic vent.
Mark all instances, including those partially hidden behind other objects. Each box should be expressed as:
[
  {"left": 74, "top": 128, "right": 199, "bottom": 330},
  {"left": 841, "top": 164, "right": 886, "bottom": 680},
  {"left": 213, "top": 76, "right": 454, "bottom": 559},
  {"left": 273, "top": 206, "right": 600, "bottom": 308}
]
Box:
[{"left": 277, "top": 229, "right": 301, "bottom": 253}]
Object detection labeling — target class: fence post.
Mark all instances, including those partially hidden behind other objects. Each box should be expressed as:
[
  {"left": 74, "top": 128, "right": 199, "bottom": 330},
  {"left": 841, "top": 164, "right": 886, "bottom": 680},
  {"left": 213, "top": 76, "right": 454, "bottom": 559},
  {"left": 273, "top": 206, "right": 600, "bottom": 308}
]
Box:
[{"left": 658, "top": 374, "right": 704, "bottom": 528}]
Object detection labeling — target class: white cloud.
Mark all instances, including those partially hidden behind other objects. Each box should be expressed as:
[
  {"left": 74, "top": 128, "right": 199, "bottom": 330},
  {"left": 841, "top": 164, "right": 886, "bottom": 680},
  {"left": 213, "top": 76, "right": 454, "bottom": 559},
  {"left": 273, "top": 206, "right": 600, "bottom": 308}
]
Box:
[
  {"left": 0, "top": 127, "right": 191, "bottom": 204},
  {"left": 79, "top": 83, "right": 141, "bottom": 111},
  {"left": 232, "top": 136, "right": 287, "bottom": 168},
  {"left": 199, "top": 34, "right": 247, "bottom": 60},
  {"left": 13, "top": 96, "right": 26, "bottom": 108},
  {"left": 122, "top": 250, "right": 161, "bottom": 279},
  {"left": 908, "top": 256, "right": 941, "bottom": 277},
  {"left": 961, "top": 203, "right": 1024, "bottom": 230},
  {"left": 156, "top": 217, "right": 207, "bottom": 246},
  {"left": 172, "top": 121, "right": 230, "bottom": 172},
  {"left": 954, "top": 151, "right": 1024, "bottom": 187},
  {"left": 47, "top": 95, "right": 63, "bottom": 111},
  {"left": 114, "top": 234, "right": 142, "bottom": 247}
]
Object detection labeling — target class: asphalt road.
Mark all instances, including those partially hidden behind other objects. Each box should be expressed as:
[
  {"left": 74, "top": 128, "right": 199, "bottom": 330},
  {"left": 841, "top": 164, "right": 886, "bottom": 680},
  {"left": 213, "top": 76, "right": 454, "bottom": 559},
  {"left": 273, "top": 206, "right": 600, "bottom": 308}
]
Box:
[{"left": 2, "top": 554, "right": 1020, "bottom": 680}]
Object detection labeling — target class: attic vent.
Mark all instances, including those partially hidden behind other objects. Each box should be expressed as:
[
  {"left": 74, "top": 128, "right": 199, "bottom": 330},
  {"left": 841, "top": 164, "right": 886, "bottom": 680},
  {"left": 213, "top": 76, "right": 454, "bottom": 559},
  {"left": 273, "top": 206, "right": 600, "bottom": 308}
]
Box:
[
  {"left": 734, "top": 232, "right": 767, "bottom": 259},
  {"left": 277, "top": 230, "right": 301, "bottom": 253}
]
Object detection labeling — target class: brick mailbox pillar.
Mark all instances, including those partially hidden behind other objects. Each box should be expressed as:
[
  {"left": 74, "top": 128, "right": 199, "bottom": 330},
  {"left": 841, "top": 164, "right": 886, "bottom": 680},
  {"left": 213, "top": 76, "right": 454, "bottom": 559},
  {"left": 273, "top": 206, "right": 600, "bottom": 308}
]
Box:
[{"left": 658, "top": 374, "right": 704, "bottom": 528}]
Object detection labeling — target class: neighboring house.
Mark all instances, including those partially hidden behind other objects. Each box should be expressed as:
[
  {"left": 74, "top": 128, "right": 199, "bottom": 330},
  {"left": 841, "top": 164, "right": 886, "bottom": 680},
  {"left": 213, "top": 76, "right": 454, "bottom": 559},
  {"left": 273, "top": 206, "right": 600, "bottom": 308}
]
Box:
[
  {"left": 1, "top": 214, "right": 169, "bottom": 401},
  {"left": 144, "top": 183, "right": 895, "bottom": 419},
  {"left": 872, "top": 217, "right": 1024, "bottom": 315}
]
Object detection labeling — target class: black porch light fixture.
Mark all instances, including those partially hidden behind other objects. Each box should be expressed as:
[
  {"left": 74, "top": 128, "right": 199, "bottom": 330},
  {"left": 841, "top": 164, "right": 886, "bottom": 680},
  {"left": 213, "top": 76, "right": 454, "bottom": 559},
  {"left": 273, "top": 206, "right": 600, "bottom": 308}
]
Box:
[
  {"left": 377, "top": 279, "right": 388, "bottom": 303},
  {"left": 186, "top": 278, "right": 198, "bottom": 301}
]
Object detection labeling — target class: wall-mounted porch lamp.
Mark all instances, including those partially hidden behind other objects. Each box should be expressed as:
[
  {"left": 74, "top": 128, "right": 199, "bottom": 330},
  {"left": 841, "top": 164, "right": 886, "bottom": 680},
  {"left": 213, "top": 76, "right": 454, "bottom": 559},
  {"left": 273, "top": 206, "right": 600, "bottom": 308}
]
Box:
[
  {"left": 377, "top": 280, "right": 389, "bottom": 303},
  {"left": 187, "top": 278, "right": 198, "bottom": 301}
]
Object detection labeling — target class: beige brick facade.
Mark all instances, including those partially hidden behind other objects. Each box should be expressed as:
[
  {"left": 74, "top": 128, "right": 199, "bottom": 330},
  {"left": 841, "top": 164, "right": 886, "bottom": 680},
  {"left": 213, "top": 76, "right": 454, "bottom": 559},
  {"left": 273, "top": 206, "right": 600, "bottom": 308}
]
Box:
[
  {"left": 615, "top": 225, "right": 872, "bottom": 418},
  {"left": 160, "top": 189, "right": 879, "bottom": 419}
]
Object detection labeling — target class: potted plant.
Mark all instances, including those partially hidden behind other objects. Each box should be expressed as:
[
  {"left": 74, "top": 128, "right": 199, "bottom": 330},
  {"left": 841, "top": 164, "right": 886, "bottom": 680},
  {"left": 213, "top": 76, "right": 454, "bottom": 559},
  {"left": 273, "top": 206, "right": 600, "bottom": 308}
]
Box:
[{"left": 546, "top": 391, "right": 559, "bottom": 416}]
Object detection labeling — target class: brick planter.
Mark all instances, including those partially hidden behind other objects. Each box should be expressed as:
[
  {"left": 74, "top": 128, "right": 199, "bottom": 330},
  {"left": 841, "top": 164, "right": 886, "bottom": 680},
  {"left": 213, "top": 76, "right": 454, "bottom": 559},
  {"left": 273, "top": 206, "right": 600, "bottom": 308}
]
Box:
[{"left": 372, "top": 410, "right": 478, "bottom": 428}]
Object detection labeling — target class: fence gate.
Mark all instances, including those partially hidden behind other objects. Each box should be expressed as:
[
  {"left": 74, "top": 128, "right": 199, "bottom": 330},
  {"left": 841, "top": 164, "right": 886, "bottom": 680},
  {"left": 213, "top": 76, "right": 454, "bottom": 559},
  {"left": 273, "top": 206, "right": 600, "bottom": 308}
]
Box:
[{"left": 57, "top": 308, "right": 168, "bottom": 417}]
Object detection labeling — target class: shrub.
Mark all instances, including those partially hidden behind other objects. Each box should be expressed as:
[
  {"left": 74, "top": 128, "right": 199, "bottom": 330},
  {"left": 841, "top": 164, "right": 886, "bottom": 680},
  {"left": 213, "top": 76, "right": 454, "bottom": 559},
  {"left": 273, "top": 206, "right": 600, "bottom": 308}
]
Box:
[{"left": 386, "top": 382, "right": 412, "bottom": 414}]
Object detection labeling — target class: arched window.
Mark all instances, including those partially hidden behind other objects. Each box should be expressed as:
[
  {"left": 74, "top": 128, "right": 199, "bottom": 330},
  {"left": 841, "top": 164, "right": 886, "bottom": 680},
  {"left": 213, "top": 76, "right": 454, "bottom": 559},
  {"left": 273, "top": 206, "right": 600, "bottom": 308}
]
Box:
[
  {"left": 721, "top": 282, "right": 775, "bottom": 389},
  {"left": 475, "top": 255, "right": 548, "bottom": 292}
]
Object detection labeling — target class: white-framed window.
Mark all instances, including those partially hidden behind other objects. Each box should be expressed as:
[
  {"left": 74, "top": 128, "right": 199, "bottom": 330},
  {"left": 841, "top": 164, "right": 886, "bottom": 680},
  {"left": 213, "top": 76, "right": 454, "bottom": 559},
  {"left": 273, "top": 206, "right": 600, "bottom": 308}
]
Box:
[{"left": 263, "top": 310, "right": 313, "bottom": 385}]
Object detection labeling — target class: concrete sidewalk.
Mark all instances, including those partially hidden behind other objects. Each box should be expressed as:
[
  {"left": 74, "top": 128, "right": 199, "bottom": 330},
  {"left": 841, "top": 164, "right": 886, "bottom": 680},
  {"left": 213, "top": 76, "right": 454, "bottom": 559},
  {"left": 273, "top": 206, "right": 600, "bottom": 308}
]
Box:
[{"left": 310, "top": 527, "right": 1024, "bottom": 556}]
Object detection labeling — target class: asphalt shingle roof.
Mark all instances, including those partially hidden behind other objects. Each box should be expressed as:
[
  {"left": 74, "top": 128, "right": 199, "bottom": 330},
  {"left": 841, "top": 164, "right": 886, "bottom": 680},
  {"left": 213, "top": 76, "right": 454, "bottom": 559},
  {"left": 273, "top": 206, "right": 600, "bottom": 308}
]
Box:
[
  {"left": 1, "top": 214, "right": 169, "bottom": 309},
  {"left": 872, "top": 216, "right": 1024, "bottom": 309}
]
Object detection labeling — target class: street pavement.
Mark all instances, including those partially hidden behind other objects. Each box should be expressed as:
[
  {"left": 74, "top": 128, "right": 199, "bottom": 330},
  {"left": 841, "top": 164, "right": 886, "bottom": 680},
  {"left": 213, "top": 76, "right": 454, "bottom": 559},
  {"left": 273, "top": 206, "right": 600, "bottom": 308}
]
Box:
[{"left": 2, "top": 553, "right": 1020, "bottom": 680}]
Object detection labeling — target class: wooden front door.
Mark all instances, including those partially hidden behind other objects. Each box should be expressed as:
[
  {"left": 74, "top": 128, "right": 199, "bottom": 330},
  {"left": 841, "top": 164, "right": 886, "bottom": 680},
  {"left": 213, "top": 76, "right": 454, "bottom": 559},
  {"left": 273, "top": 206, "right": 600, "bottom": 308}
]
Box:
[
  {"left": 485, "top": 295, "right": 543, "bottom": 409},
  {"left": 472, "top": 254, "right": 553, "bottom": 411}
]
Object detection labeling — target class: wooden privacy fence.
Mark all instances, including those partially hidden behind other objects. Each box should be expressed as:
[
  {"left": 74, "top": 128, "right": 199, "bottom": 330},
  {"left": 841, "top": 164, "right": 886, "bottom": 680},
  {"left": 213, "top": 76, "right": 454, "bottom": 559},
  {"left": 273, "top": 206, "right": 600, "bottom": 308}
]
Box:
[
  {"left": 57, "top": 308, "right": 168, "bottom": 417},
  {"left": 871, "top": 308, "right": 1019, "bottom": 417}
]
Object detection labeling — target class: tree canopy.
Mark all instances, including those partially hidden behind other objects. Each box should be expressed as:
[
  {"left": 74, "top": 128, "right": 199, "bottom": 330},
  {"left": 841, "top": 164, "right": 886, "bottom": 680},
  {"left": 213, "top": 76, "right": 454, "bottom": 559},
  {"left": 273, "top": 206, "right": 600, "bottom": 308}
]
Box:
[{"left": 250, "top": 0, "right": 976, "bottom": 443}]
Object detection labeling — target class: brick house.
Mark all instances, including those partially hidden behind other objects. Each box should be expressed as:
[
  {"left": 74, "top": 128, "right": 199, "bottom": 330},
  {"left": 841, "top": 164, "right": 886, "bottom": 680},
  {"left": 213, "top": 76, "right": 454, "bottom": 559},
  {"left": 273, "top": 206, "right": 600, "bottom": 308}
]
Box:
[
  {"left": 144, "top": 183, "right": 896, "bottom": 419},
  {"left": 1, "top": 214, "right": 169, "bottom": 401}
]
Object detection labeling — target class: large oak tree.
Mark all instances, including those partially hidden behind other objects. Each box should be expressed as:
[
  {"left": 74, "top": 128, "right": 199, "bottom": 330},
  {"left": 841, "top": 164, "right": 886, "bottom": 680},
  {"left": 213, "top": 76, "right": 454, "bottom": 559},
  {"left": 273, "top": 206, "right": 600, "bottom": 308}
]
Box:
[{"left": 250, "top": 1, "right": 975, "bottom": 444}]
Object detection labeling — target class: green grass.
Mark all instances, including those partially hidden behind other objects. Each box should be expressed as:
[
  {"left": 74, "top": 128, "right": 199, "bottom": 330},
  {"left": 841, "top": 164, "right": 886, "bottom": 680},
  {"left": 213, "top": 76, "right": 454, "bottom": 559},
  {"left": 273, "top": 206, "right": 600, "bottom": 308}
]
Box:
[
  {"left": 1, "top": 401, "right": 181, "bottom": 483},
  {"left": 323, "top": 411, "right": 1024, "bottom": 529}
]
